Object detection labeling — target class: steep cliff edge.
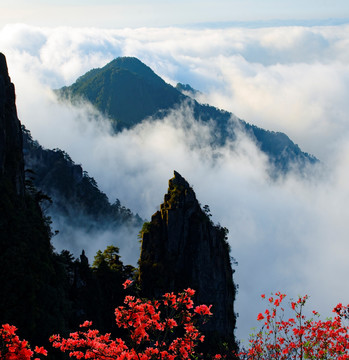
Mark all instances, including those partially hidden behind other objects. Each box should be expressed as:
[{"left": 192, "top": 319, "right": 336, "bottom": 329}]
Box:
[
  {"left": 139, "top": 171, "right": 237, "bottom": 351},
  {"left": 0, "top": 53, "right": 70, "bottom": 344},
  {"left": 0, "top": 53, "right": 25, "bottom": 198}
]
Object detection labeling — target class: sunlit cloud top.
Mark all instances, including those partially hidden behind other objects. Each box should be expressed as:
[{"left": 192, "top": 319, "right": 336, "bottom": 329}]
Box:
[{"left": 2, "top": 23, "right": 349, "bottom": 161}]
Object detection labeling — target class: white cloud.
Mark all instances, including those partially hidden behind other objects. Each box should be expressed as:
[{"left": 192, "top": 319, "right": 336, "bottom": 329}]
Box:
[
  {"left": 3, "top": 23, "right": 349, "bottom": 343},
  {"left": 3, "top": 23, "right": 349, "bottom": 158}
]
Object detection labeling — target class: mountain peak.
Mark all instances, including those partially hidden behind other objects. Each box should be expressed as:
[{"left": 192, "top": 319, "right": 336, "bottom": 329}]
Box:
[
  {"left": 172, "top": 170, "right": 189, "bottom": 187},
  {"left": 0, "top": 53, "right": 9, "bottom": 84},
  {"left": 105, "top": 57, "right": 159, "bottom": 81},
  {"left": 58, "top": 56, "right": 183, "bottom": 131},
  {"left": 58, "top": 57, "right": 317, "bottom": 173},
  {"left": 139, "top": 172, "right": 237, "bottom": 352},
  {"left": 161, "top": 171, "right": 197, "bottom": 212},
  {"left": 0, "top": 52, "right": 25, "bottom": 198}
]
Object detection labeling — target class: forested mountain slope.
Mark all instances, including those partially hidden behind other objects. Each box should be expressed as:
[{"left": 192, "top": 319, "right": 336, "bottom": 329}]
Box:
[{"left": 58, "top": 56, "right": 317, "bottom": 172}]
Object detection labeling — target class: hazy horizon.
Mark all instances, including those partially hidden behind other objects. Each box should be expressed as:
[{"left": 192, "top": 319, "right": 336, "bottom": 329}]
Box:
[{"left": 1, "top": 0, "right": 349, "bottom": 28}]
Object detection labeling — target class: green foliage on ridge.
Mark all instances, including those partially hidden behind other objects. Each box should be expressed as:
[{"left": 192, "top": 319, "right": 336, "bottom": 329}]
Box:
[
  {"left": 58, "top": 57, "right": 184, "bottom": 131},
  {"left": 22, "top": 126, "right": 143, "bottom": 232},
  {"left": 57, "top": 56, "right": 318, "bottom": 173}
]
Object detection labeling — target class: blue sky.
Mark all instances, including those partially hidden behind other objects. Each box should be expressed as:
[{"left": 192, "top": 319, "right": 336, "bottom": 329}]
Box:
[{"left": 1, "top": 0, "right": 349, "bottom": 28}]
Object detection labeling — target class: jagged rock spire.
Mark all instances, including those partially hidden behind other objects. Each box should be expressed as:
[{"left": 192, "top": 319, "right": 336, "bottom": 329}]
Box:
[{"left": 139, "top": 171, "right": 237, "bottom": 351}]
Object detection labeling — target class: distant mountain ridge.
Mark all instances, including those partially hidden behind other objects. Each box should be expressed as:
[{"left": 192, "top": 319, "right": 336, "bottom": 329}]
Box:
[
  {"left": 22, "top": 126, "right": 143, "bottom": 254},
  {"left": 57, "top": 56, "right": 317, "bottom": 173}
]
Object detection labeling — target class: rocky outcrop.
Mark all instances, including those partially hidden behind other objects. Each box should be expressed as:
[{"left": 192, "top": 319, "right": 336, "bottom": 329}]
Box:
[
  {"left": 0, "top": 53, "right": 25, "bottom": 198},
  {"left": 139, "top": 171, "right": 237, "bottom": 350},
  {"left": 0, "top": 53, "right": 70, "bottom": 345}
]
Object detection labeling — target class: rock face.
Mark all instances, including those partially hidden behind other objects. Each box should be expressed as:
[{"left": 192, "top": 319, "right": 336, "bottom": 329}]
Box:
[
  {"left": 0, "top": 53, "right": 70, "bottom": 345},
  {"left": 139, "top": 171, "right": 237, "bottom": 349},
  {"left": 0, "top": 53, "right": 25, "bottom": 198}
]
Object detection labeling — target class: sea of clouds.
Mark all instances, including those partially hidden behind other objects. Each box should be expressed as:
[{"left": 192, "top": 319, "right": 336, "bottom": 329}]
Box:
[{"left": 2, "top": 23, "right": 349, "bottom": 343}]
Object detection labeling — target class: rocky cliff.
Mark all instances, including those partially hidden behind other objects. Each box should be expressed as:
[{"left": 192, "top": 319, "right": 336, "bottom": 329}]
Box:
[
  {"left": 0, "top": 53, "right": 25, "bottom": 198},
  {"left": 139, "top": 171, "right": 237, "bottom": 351},
  {"left": 0, "top": 53, "right": 70, "bottom": 345}
]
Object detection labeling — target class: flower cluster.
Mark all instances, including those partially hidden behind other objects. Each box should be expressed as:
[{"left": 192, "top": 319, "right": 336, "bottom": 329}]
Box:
[
  {"left": 10, "top": 283, "right": 349, "bottom": 360},
  {"left": 50, "top": 281, "right": 215, "bottom": 360},
  {"left": 240, "top": 292, "right": 349, "bottom": 359},
  {"left": 0, "top": 324, "right": 47, "bottom": 360}
]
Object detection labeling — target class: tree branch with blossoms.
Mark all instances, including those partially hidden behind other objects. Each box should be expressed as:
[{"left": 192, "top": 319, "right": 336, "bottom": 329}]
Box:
[
  {"left": 0, "top": 324, "right": 47, "bottom": 360},
  {"left": 239, "top": 292, "right": 349, "bottom": 360},
  {"left": 50, "top": 281, "right": 216, "bottom": 360}
]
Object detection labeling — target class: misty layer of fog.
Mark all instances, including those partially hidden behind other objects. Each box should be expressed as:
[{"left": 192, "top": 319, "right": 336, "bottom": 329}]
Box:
[
  {"left": 50, "top": 214, "right": 142, "bottom": 267},
  {"left": 2, "top": 23, "right": 349, "bottom": 342}
]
